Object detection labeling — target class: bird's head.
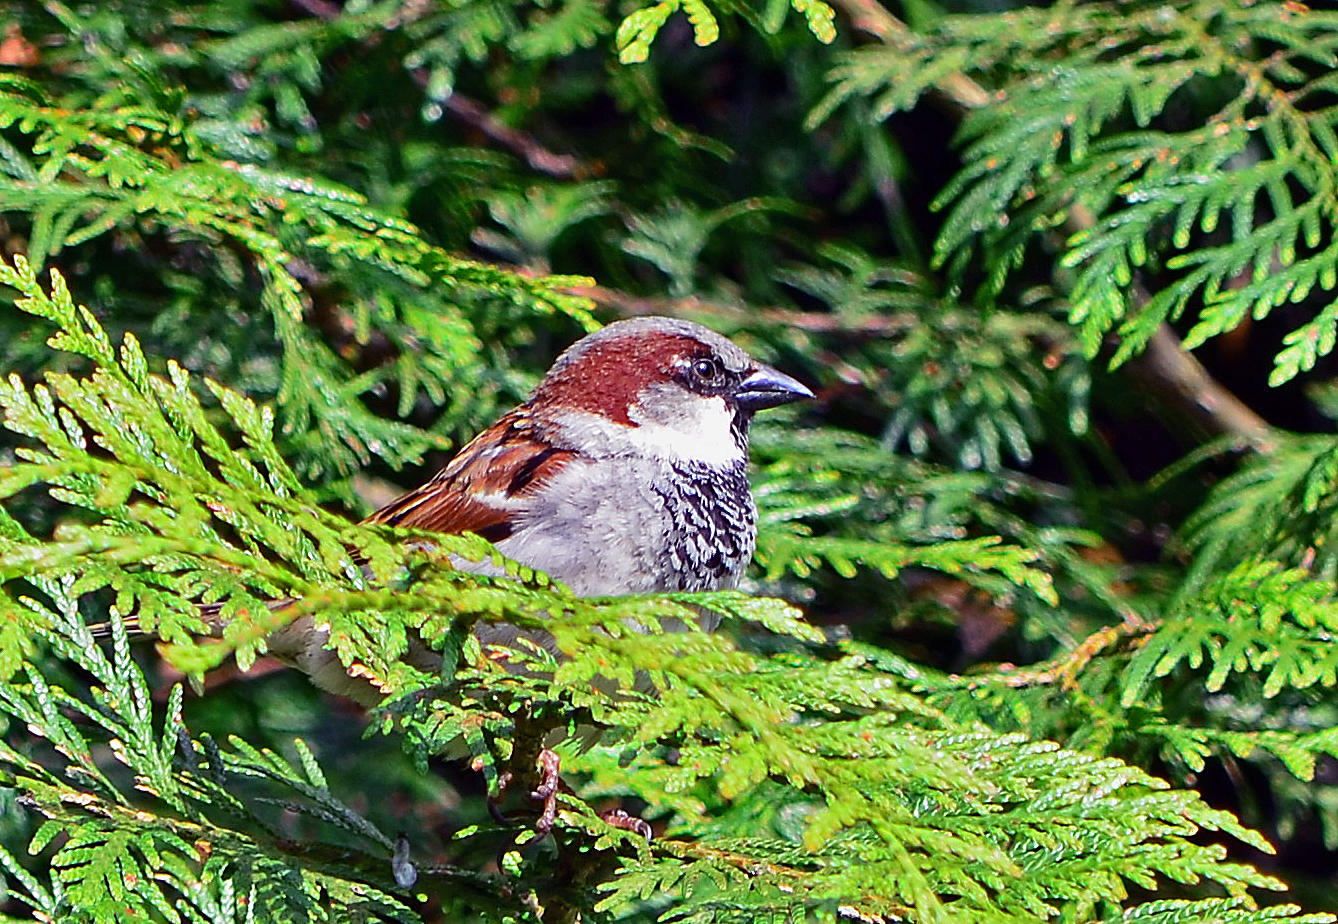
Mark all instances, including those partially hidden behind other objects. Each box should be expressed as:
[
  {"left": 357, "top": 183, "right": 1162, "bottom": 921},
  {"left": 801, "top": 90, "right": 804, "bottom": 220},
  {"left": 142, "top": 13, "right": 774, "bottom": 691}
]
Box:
[{"left": 528, "top": 316, "right": 813, "bottom": 465}]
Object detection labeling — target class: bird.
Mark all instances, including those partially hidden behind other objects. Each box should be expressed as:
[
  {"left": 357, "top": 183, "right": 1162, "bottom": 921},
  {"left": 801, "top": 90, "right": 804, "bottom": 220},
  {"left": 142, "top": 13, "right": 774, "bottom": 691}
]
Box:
[
  {"left": 365, "top": 315, "right": 813, "bottom": 596},
  {"left": 269, "top": 316, "right": 811, "bottom": 683}
]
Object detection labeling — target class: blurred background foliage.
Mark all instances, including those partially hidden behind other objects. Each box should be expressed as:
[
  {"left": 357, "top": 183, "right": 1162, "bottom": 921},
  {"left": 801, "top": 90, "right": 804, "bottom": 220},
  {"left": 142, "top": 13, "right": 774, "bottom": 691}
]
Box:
[{"left": 4, "top": 0, "right": 1338, "bottom": 919}]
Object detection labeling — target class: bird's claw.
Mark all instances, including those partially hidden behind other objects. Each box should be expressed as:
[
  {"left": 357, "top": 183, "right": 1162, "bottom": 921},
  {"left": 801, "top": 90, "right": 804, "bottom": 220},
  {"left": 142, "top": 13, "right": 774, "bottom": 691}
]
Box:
[
  {"left": 487, "top": 749, "right": 651, "bottom": 841},
  {"left": 529, "top": 748, "right": 561, "bottom": 833},
  {"left": 487, "top": 748, "right": 562, "bottom": 833},
  {"left": 600, "top": 807, "right": 653, "bottom": 841}
]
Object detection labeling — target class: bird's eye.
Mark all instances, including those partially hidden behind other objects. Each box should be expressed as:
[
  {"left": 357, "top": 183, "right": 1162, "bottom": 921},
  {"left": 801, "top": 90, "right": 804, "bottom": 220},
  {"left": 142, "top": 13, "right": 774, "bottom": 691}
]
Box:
[{"left": 693, "top": 358, "right": 721, "bottom": 380}]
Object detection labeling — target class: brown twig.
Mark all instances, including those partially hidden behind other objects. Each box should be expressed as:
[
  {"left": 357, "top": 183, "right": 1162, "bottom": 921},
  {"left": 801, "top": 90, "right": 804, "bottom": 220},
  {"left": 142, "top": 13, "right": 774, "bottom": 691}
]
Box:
[
  {"left": 824, "top": 0, "right": 1273, "bottom": 446},
  {"left": 988, "top": 610, "right": 1158, "bottom": 690},
  {"left": 564, "top": 282, "right": 918, "bottom": 336},
  {"left": 662, "top": 839, "right": 912, "bottom": 920},
  {"left": 1121, "top": 313, "right": 1276, "bottom": 451},
  {"left": 288, "top": 0, "right": 593, "bottom": 181},
  {"left": 286, "top": 0, "right": 343, "bottom": 20},
  {"left": 831, "top": 0, "right": 991, "bottom": 111},
  {"left": 442, "top": 93, "right": 592, "bottom": 180},
  {"left": 401, "top": 70, "right": 595, "bottom": 180}
]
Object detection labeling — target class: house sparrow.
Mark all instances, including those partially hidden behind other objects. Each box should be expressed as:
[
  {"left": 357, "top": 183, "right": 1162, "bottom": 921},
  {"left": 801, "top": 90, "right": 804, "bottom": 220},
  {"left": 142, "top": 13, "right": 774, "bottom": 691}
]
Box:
[
  {"left": 268, "top": 315, "right": 812, "bottom": 696},
  {"left": 366, "top": 315, "right": 813, "bottom": 594},
  {"left": 293, "top": 316, "right": 811, "bottom": 835}
]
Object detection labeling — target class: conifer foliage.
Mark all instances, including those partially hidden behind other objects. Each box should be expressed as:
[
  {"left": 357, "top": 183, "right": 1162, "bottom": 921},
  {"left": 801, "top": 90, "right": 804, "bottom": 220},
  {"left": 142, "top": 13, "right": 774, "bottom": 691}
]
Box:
[{"left": 3, "top": 0, "right": 1338, "bottom": 921}]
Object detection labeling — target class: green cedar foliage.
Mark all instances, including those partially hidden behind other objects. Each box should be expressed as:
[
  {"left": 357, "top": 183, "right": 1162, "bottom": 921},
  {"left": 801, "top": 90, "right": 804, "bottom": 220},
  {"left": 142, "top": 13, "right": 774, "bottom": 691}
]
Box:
[
  {"left": 818, "top": 0, "right": 1338, "bottom": 379},
  {"left": 1, "top": 0, "right": 1338, "bottom": 921},
  {"left": 2, "top": 257, "right": 1291, "bottom": 922}
]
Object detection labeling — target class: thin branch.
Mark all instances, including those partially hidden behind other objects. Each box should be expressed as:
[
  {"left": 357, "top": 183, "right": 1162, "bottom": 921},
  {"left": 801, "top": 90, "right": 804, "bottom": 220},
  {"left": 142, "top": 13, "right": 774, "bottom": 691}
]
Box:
[
  {"left": 442, "top": 93, "right": 593, "bottom": 180},
  {"left": 833, "top": 0, "right": 990, "bottom": 111},
  {"left": 286, "top": 0, "right": 343, "bottom": 20},
  {"left": 987, "top": 611, "right": 1158, "bottom": 690},
  {"left": 1122, "top": 311, "right": 1277, "bottom": 452},
  {"left": 402, "top": 67, "right": 593, "bottom": 180},
  {"left": 565, "top": 282, "right": 918, "bottom": 336},
  {"left": 288, "top": 0, "right": 590, "bottom": 181}
]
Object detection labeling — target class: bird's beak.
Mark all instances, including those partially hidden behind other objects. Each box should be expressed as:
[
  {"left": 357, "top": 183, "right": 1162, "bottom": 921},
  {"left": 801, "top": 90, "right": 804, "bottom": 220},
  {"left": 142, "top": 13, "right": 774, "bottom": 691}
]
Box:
[{"left": 735, "top": 364, "right": 815, "bottom": 412}]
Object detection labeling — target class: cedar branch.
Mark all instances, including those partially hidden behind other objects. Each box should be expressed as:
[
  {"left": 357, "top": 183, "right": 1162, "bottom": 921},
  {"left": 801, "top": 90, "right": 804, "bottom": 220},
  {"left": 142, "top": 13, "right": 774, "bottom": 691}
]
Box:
[{"left": 826, "top": 0, "right": 1274, "bottom": 447}]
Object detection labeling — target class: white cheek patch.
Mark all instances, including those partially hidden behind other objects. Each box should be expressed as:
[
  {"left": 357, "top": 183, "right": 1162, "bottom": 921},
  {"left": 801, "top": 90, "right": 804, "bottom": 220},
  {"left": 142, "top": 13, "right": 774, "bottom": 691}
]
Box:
[
  {"left": 557, "top": 396, "right": 744, "bottom": 466},
  {"left": 626, "top": 393, "right": 743, "bottom": 466}
]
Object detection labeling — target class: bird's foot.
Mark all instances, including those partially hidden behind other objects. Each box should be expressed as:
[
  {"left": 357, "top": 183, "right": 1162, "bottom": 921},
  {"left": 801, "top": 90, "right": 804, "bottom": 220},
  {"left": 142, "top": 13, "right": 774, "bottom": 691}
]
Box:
[
  {"left": 599, "top": 807, "right": 653, "bottom": 841},
  {"left": 530, "top": 747, "right": 561, "bottom": 833},
  {"left": 486, "top": 749, "right": 651, "bottom": 841},
  {"left": 487, "top": 747, "right": 563, "bottom": 833}
]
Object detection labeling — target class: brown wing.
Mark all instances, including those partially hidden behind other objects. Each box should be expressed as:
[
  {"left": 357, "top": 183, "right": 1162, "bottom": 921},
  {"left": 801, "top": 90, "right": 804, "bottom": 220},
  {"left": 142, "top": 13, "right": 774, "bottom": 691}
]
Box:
[{"left": 363, "top": 408, "right": 575, "bottom": 542}]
